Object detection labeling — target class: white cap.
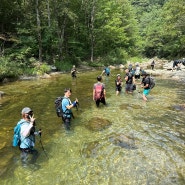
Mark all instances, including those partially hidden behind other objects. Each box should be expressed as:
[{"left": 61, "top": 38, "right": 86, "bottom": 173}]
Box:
[{"left": 21, "top": 107, "right": 32, "bottom": 114}]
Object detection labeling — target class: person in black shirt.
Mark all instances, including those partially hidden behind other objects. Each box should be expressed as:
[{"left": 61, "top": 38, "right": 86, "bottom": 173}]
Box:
[
  {"left": 124, "top": 68, "right": 135, "bottom": 94},
  {"left": 115, "top": 74, "right": 123, "bottom": 95},
  {"left": 141, "top": 72, "right": 150, "bottom": 101}
]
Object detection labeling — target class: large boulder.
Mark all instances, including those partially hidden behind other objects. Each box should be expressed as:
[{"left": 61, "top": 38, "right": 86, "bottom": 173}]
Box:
[
  {"left": 109, "top": 133, "right": 138, "bottom": 150},
  {"left": 86, "top": 117, "right": 112, "bottom": 131}
]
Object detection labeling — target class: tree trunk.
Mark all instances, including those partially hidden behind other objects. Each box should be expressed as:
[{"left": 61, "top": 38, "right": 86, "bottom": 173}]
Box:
[
  {"left": 47, "top": 0, "right": 51, "bottom": 27},
  {"left": 36, "top": 0, "right": 42, "bottom": 63},
  {"left": 90, "top": 0, "right": 96, "bottom": 62}
]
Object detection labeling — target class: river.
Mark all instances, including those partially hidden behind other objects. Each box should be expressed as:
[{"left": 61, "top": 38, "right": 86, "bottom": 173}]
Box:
[{"left": 0, "top": 69, "right": 185, "bottom": 185}]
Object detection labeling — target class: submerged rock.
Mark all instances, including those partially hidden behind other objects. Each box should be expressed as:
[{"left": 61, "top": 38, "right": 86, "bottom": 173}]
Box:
[
  {"left": 81, "top": 141, "right": 100, "bottom": 158},
  {"left": 0, "top": 149, "right": 14, "bottom": 177},
  {"left": 120, "top": 103, "right": 143, "bottom": 110},
  {"left": 109, "top": 134, "right": 138, "bottom": 150},
  {"left": 86, "top": 117, "right": 111, "bottom": 131},
  {"left": 173, "top": 104, "right": 185, "bottom": 111}
]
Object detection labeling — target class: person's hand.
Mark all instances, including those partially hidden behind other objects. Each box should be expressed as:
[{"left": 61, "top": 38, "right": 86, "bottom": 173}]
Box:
[{"left": 29, "top": 114, "right": 36, "bottom": 124}]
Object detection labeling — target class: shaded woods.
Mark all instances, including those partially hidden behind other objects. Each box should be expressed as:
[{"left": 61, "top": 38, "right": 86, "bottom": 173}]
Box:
[{"left": 0, "top": 0, "right": 185, "bottom": 80}]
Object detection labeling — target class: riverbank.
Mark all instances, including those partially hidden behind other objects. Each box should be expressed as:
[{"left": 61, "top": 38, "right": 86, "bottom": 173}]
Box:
[{"left": 1, "top": 59, "right": 185, "bottom": 94}]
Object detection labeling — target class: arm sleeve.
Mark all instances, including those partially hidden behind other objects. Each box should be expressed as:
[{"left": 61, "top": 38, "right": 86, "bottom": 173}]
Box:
[{"left": 21, "top": 123, "right": 33, "bottom": 137}]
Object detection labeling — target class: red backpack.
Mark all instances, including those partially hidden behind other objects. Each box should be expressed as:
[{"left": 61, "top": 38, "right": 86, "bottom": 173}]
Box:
[{"left": 94, "top": 84, "right": 104, "bottom": 100}]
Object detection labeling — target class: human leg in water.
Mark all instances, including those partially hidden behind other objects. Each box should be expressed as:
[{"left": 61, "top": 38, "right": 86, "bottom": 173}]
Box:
[
  {"left": 20, "top": 148, "right": 39, "bottom": 167},
  {"left": 64, "top": 118, "right": 71, "bottom": 130}
]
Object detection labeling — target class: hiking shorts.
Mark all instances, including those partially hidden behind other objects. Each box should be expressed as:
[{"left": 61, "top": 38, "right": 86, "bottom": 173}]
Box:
[
  {"left": 116, "top": 86, "right": 122, "bottom": 92},
  {"left": 95, "top": 97, "right": 106, "bottom": 107},
  {"left": 143, "top": 89, "right": 150, "bottom": 96},
  {"left": 135, "top": 74, "right": 140, "bottom": 79},
  {"left": 125, "top": 84, "right": 133, "bottom": 92}
]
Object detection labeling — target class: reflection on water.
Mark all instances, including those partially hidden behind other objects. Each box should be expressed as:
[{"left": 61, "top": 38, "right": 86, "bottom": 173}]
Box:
[{"left": 0, "top": 71, "right": 185, "bottom": 185}]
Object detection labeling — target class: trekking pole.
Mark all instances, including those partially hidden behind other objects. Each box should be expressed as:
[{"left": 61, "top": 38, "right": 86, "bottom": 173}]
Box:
[{"left": 39, "top": 129, "right": 49, "bottom": 159}]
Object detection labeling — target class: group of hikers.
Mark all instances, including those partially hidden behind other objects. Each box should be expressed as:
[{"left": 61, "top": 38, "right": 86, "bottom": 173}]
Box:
[
  {"left": 13, "top": 63, "right": 155, "bottom": 167},
  {"left": 172, "top": 58, "right": 185, "bottom": 71},
  {"left": 94, "top": 64, "right": 154, "bottom": 105}
]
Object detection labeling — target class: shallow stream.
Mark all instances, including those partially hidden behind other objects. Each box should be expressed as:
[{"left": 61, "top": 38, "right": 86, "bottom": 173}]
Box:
[{"left": 0, "top": 70, "right": 185, "bottom": 185}]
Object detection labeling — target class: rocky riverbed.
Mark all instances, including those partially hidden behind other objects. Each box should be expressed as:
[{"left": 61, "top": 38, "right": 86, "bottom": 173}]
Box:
[{"left": 1, "top": 59, "right": 185, "bottom": 97}]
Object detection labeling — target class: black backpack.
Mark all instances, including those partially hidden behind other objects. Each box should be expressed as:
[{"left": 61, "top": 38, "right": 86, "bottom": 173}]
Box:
[
  {"left": 55, "top": 96, "right": 66, "bottom": 117},
  {"left": 149, "top": 77, "right": 155, "bottom": 89}
]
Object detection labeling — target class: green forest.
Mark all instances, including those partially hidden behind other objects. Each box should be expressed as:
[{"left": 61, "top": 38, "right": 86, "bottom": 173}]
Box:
[{"left": 0, "top": 0, "right": 185, "bottom": 80}]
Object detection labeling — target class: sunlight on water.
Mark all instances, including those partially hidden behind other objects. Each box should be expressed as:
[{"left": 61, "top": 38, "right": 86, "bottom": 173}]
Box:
[{"left": 0, "top": 71, "right": 185, "bottom": 185}]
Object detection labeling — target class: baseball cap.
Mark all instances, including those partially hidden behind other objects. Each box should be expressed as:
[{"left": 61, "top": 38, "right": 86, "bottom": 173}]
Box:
[
  {"left": 21, "top": 107, "right": 32, "bottom": 114},
  {"left": 141, "top": 71, "right": 148, "bottom": 76},
  {"left": 117, "top": 74, "right": 121, "bottom": 77}
]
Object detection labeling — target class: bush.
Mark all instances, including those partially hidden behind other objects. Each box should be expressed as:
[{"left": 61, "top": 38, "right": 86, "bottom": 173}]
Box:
[{"left": 0, "top": 57, "right": 23, "bottom": 81}]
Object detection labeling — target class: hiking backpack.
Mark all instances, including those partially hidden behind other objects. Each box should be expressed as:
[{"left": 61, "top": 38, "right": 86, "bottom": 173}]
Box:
[
  {"left": 105, "top": 67, "right": 110, "bottom": 75},
  {"left": 12, "top": 120, "right": 25, "bottom": 147},
  {"left": 149, "top": 77, "right": 155, "bottom": 89},
  {"left": 55, "top": 96, "right": 65, "bottom": 117},
  {"left": 94, "top": 84, "right": 104, "bottom": 100}
]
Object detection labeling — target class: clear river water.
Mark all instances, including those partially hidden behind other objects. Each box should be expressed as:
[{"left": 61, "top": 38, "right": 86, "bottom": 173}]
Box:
[{"left": 0, "top": 69, "right": 185, "bottom": 185}]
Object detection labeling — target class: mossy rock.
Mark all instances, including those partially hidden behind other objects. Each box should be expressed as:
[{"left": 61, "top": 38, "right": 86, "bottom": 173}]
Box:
[
  {"left": 120, "top": 103, "right": 143, "bottom": 110},
  {"left": 86, "top": 117, "right": 112, "bottom": 131},
  {"left": 81, "top": 141, "right": 100, "bottom": 158},
  {"left": 109, "top": 133, "right": 138, "bottom": 150},
  {"left": 172, "top": 104, "right": 185, "bottom": 111}
]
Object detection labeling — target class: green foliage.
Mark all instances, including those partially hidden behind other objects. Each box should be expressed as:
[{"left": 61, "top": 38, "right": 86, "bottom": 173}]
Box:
[
  {"left": 34, "top": 63, "right": 51, "bottom": 75},
  {"left": 128, "top": 56, "right": 148, "bottom": 64},
  {"left": 54, "top": 60, "right": 73, "bottom": 72},
  {"left": 1, "top": 0, "right": 185, "bottom": 79},
  {"left": 159, "top": 0, "right": 185, "bottom": 58},
  {"left": 102, "top": 49, "right": 128, "bottom": 65},
  {"left": 0, "top": 57, "right": 23, "bottom": 81}
]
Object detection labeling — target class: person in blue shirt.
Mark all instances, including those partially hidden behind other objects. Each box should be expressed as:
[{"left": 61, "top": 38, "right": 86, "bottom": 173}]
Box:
[
  {"left": 19, "top": 107, "right": 40, "bottom": 166},
  {"left": 101, "top": 66, "right": 111, "bottom": 76},
  {"left": 62, "top": 88, "right": 78, "bottom": 130}
]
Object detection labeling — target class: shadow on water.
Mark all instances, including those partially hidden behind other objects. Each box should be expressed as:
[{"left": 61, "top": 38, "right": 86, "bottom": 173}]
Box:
[{"left": 0, "top": 70, "right": 185, "bottom": 184}]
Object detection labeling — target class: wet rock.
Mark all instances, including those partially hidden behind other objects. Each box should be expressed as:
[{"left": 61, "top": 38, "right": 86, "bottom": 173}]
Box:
[
  {"left": 173, "top": 104, "right": 185, "bottom": 111},
  {"left": 40, "top": 73, "right": 51, "bottom": 79},
  {"left": 81, "top": 141, "right": 100, "bottom": 158},
  {"left": 86, "top": 117, "right": 112, "bottom": 131},
  {"left": 120, "top": 103, "right": 143, "bottom": 110},
  {"left": 109, "top": 65, "right": 116, "bottom": 69},
  {"left": 119, "top": 64, "right": 124, "bottom": 69},
  {"left": 109, "top": 134, "right": 138, "bottom": 150}
]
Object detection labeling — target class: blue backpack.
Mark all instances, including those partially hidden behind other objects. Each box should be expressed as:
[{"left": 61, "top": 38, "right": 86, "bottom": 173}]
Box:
[
  {"left": 105, "top": 67, "right": 110, "bottom": 75},
  {"left": 12, "top": 120, "right": 25, "bottom": 147}
]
